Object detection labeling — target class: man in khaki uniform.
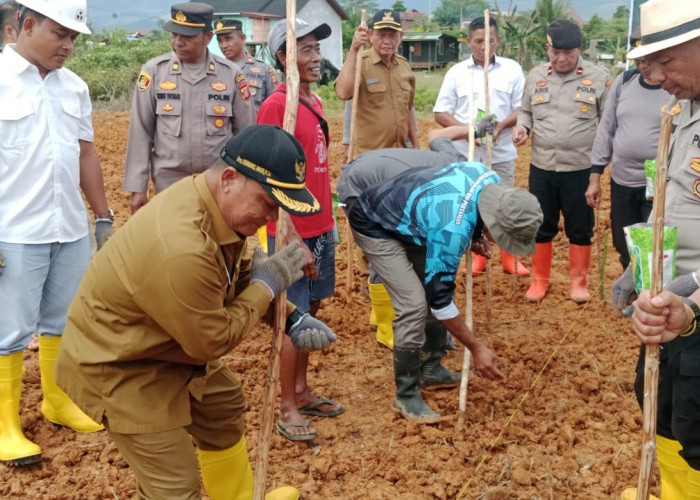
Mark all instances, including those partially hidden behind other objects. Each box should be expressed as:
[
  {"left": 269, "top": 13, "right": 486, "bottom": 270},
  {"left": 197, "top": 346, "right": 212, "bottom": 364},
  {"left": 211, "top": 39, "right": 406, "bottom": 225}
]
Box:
[
  {"left": 214, "top": 19, "right": 278, "bottom": 113},
  {"left": 335, "top": 9, "right": 417, "bottom": 154},
  {"left": 56, "top": 126, "right": 337, "bottom": 499},
  {"left": 513, "top": 19, "right": 609, "bottom": 303},
  {"left": 123, "top": 2, "right": 254, "bottom": 214}
]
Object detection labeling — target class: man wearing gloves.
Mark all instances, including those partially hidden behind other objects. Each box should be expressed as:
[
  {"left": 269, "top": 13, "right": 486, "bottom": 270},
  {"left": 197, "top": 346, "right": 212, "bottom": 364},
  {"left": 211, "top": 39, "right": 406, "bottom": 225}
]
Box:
[
  {"left": 55, "top": 126, "right": 336, "bottom": 499},
  {"left": 611, "top": 0, "right": 700, "bottom": 498},
  {"left": 347, "top": 160, "right": 543, "bottom": 421},
  {"left": 0, "top": 0, "right": 112, "bottom": 466},
  {"left": 513, "top": 19, "right": 609, "bottom": 303}
]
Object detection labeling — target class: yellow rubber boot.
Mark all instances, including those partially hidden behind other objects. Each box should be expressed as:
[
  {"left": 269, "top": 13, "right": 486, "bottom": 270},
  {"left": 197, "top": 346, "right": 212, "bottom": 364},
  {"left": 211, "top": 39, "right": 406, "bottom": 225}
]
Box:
[
  {"left": 688, "top": 467, "right": 700, "bottom": 499},
  {"left": 620, "top": 488, "right": 659, "bottom": 500},
  {"left": 38, "top": 336, "right": 104, "bottom": 433},
  {"left": 657, "top": 434, "right": 691, "bottom": 499},
  {"left": 197, "top": 436, "right": 299, "bottom": 500},
  {"left": 0, "top": 353, "right": 42, "bottom": 465},
  {"left": 257, "top": 226, "right": 268, "bottom": 253},
  {"left": 368, "top": 282, "right": 395, "bottom": 349}
]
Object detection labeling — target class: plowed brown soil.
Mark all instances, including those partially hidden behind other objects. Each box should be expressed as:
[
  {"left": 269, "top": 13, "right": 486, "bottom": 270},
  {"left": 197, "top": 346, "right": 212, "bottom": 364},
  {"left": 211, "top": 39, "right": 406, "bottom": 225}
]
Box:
[{"left": 1, "top": 113, "right": 651, "bottom": 499}]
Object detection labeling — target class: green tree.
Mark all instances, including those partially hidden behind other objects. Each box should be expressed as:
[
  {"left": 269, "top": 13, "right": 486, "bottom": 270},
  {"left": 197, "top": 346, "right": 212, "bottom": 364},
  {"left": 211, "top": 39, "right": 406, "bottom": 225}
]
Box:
[
  {"left": 534, "top": 0, "right": 571, "bottom": 26},
  {"left": 432, "top": 0, "right": 488, "bottom": 28},
  {"left": 341, "top": 0, "right": 379, "bottom": 53},
  {"left": 613, "top": 5, "right": 630, "bottom": 19},
  {"left": 391, "top": 0, "right": 407, "bottom": 13},
  {"left": 496, "top": 3, "right": 542, "bottom": 70}
]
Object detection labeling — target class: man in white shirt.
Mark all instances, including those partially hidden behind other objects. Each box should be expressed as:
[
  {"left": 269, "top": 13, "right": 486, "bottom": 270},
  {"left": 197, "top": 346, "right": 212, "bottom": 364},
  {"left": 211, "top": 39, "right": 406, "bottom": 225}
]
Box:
[
  {"left": 0, "top": 0, "right": 111, "bottom": 466},
  {"left": 434, "top": 16, "right": 528, "bottom": 277}
]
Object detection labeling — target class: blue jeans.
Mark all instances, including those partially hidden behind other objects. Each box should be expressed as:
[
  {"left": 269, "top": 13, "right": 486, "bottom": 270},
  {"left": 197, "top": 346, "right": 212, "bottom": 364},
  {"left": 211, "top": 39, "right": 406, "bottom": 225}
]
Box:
[
  {"left": 267, "top": 231, "right": 336, "bottom": 313},
  {"left": 0, "top": 238, "right": 89, "bottom": 353}
]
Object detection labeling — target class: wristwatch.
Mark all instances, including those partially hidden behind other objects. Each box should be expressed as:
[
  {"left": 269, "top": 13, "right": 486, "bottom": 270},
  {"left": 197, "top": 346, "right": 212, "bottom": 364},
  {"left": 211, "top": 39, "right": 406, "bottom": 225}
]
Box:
[
  {"left": 680, "top": 297, "right": 700, "bottom": 337},
  {"left": 95, "top": 209, "right": 114, "bottom": 222}
]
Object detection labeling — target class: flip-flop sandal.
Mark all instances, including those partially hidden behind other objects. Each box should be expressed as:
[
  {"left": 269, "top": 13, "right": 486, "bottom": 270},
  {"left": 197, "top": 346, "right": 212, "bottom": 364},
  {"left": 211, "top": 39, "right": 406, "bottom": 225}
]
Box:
[
  {"left": 298, "top": 396, "right": 345, "bottom": 417},
  {"left": 276, "top": 419, "right": 317, "bottom": 442}
]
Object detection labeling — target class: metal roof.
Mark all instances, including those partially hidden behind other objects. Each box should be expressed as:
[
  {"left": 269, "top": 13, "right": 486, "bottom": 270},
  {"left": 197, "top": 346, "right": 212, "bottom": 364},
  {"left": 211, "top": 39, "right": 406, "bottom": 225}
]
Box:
[{"left": 402, "top": 32, "right": 447, "bottom": 42}]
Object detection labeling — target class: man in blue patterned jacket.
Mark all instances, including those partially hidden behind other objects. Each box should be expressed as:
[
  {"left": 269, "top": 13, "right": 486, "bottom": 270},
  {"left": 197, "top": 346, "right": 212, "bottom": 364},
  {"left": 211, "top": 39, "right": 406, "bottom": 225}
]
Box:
[{"left": 347, "top": 161, "right": 542, "bottom": 422}]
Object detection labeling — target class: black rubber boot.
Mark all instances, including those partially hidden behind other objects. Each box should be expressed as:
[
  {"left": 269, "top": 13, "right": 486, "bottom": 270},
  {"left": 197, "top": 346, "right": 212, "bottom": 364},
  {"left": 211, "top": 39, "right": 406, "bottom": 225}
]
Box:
[
  {"left": 392, "top": 347, "right": 441, "bottom": 423},
  {"left": 420, "top": 324, "right": 461, "bottom": 390}
]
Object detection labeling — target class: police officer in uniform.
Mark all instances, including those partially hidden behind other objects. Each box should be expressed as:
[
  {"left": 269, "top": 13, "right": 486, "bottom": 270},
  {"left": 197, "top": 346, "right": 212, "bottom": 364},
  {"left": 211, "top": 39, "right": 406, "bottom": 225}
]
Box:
[
  {"left": 513, "top": 19, "right": 609, "bottom": 303},
  {"left": 335, "top": 9, "right": 418, "bottom": 154},
  {"left": 123, "top": 2, "right": 255, "bottom": 214},
  {"left": 214, "top": 19, "right": 278, "bottom": 114}
]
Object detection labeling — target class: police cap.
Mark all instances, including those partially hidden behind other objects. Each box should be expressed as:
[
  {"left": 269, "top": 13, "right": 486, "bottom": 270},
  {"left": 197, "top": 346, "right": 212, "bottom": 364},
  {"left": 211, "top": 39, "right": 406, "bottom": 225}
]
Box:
[
  {"left": 214, "top": 19, "right": 243, "bottom": 35},
  {"left": 163, "top": 2, "right": 213, "bottom": 36}
]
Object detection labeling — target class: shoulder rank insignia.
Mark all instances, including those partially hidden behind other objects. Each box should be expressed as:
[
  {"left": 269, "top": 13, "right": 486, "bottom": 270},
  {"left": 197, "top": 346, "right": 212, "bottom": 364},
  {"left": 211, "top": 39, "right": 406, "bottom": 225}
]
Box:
[
  {"left": 669, "top": 102, "right": 683, "bottom": 116},
  {"left": 137, "top": 71, "right": 152, "bottom": 92},
  {"left": 209, "top": 62, "right": 216, "bottom": 71},
  {"left": 247, "top": 57, "right": 254, "bottom": 63},
  {"left": 547, "top": 66, "right": 553, "bottom": 77},
  {"left": 159, "top": 81, "right": 177, "bottom": 91},
  {"left": 162, "top": 104, "right": 174, "bottom": 112},
  {"left": 172, "top": 62, "right": 179, "bottom": 71},
  {"left": 576, "top": 67, "right": 583, "bottom": 75},
  {"left": 211, "top": 81, "right": 228, "bottom": 92}
]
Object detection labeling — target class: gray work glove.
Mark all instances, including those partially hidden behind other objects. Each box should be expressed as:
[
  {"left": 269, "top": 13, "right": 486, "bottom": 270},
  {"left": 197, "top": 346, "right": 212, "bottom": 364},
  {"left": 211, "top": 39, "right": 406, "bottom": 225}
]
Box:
[
  {"left": 250, "top": 241, "right": 305, "bottom": 298},
  {"left": 95, "top": 220, "right": 114, "bottom": 250},
  {"left": 665, "top": 270, "right": 700, "bottom": 297},
  {"left": 612, "top": 265, "right": 636, "bottom": 313},
  {"left": 288, "top": 312, "right": 337, "bottom": 351},
  {"left": 475, "top": 115, "right": 496, "bottom": 138},
  {"left": 0, "top": 247, "right": 4, "bottom": 276}
]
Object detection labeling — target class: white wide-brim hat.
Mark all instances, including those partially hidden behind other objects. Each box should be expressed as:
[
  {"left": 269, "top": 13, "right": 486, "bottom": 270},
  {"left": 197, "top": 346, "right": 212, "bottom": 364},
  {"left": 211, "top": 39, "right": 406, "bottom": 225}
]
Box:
[
  {"left": 19, "top": 0, "right": 91, "bottom": 34},
  {"left": 627, "top": 0, "right": 700, "bottom": 59}
]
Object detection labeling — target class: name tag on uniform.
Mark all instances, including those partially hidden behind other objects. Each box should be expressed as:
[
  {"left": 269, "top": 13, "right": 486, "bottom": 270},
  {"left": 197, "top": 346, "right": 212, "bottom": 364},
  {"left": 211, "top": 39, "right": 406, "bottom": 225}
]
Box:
[{"left": 366, "top": 78, "right": 380, "bottom": 85}]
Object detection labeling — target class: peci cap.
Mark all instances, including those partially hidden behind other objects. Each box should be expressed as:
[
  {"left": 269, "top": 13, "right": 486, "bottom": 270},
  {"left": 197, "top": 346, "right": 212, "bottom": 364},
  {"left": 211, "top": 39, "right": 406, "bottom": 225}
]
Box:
[
  {"left": 19, "top": 0, "right": 90, "bottom": 34},
  {"left": 478, "top": 184, "right": 543, "bottom": 256},
  {"left": 267, "top": 18, "right": 331, "bottom": 60},
  {"left": 627, "top": 0, "right": 700, "bottom": 59},
  {"left": 220, "top": 125, "right": 321, "bottom": 216},
  {"left": 213, "top": 19, "right": 242, "bottom": 35},
  {"left": 163, "top": 2, "right": 213, "bottom": 36},
  {"left": 370, "top": 9, "right": 402, "bottom": 31},
  {"left": 546, "top": 19, "right": 582, "bottom": 49}
]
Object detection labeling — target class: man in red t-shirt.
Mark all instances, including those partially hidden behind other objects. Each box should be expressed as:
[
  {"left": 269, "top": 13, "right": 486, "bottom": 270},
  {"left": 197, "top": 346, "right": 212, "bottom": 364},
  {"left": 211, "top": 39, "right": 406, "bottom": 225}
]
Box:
[{"left": 257, "top": 19, "right": 344, "bottom": 442}]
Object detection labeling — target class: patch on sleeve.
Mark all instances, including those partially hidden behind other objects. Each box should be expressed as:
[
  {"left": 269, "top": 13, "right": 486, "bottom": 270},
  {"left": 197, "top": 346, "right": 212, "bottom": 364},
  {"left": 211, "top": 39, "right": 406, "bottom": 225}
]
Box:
[
  {"left": 137, "top": 71, "right": 152, "bottom": 92},
  {"left": 268, "top": 67, "right": 278, "bottom": 84},
  {"left": 235, "top": 74, "right": 251, "bottom": 101},
  {"left": 605, "top": 78, "right": 612, "bottom": 88},
  {"left": 690, "top": 157, "right": 700, "bottom": 173},
  {"left": 669, "top": 102, "right": 683, "bottom": 115},
  {"left": 693, "top": 179, "right": 700, "bottom": 199}
]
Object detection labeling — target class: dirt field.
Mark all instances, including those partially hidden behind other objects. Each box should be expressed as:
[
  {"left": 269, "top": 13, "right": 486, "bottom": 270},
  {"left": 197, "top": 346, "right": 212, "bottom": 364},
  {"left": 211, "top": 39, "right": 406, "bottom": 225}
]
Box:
[{"left": 1, "top": 114, "right": 653, "bottom": 499}]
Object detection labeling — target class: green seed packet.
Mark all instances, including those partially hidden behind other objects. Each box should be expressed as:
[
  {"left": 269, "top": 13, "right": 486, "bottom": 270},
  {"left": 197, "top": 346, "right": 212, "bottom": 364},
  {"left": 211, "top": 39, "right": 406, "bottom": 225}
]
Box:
[
  {"left": 624, "top": 223, "right": 677, "bottom": 293},
  {"left": 644, "top": 159, "right": 656, "bottom": 200}
]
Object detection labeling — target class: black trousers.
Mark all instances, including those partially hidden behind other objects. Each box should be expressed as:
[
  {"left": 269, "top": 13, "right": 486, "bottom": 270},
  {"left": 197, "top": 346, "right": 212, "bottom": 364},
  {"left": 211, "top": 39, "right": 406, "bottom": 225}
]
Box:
[
  {"left": 529, "top": 165, "right": 594, "bottom": 245},
  {"left": 610, "top": 179, "right": 653, "bottom": 270},
  {"left": 635, "top": 332, "right": 700, "bottom": 470}
]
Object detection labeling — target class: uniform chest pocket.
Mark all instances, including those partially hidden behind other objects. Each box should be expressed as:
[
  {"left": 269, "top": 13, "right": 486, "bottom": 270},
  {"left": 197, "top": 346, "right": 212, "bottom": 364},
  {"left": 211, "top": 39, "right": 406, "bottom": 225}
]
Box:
[
  {"left": 572, "top": 93, "right": 596, "bottom": 119},
  {"left": 156, "top": 100, "right": 182, "bottom": 137},
  {"left": 530, "top": 91, "right": 551, "bottom": 119},
  {"left": 0, "top": 101, "right": 35, "bottom": 148},
  {"left": 205, "top": 103, "right": 232, "bottom": 136},
  {"left": 59, "top": 99, "right": 82, "bottom": 140}
]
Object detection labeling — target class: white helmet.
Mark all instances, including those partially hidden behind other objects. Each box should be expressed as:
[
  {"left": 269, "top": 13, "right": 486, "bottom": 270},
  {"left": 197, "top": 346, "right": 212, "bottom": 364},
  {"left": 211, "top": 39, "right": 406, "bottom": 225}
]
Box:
[{"left": 19, "top": 0, "right": 91, "bottom": 34}]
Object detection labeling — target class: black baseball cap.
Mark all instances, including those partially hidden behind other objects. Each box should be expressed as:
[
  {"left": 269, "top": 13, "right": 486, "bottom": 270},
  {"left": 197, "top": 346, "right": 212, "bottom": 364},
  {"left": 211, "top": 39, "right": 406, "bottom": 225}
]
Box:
[
  {"left": 214, "top": 19, "right": 242, "bottom": 35},
  {"left": 370, "top": 9, "right": 402, "bottom": 31},
  {"left": 220, "top": 125, "right": 321, "bottom": 216},
  {"left": 163, "top": 2, "right": 213, "bottom": 36},
  {"left": 546, "top": 19, "right": 582, "bottom": 49}
]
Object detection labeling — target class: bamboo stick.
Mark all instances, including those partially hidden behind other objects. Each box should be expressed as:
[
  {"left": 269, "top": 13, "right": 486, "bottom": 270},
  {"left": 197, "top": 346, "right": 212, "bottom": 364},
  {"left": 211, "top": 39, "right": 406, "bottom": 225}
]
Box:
[
  {"left": 635, "top": 107, "right": 673, "bottom": 500},
  {"left": 483, "top": 9, "right": 493, "bottom": 333},
  {"left": 253, "top": 6, "right": 299, "bottom": 498},
  {"left": 344, "top": 10, "right": 367, "bottom": 301}
]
